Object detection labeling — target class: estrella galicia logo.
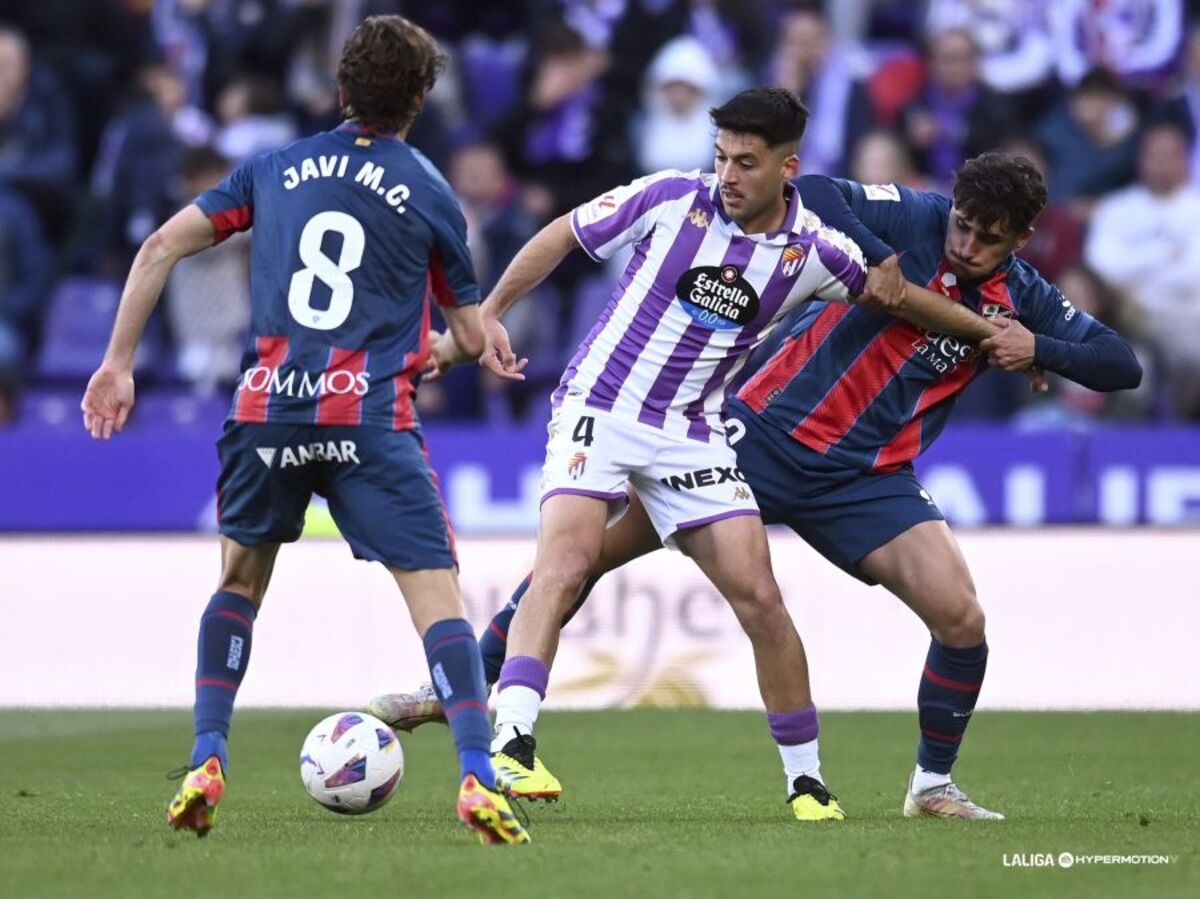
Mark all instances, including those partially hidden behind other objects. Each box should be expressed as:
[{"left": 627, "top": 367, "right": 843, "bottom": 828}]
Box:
[{"left": 675, "top": 265, "right": 760, "bottom": 330}]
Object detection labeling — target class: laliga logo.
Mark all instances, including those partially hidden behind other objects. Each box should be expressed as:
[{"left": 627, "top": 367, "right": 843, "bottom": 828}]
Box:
[{"left": 240, "top": 366, "right": 370, "bottom": 398}]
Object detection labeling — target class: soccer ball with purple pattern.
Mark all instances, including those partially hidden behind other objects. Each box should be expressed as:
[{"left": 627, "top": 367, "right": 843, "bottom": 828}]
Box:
[{"left": 300, "top": 712, "right": 404, "bottom": 814}]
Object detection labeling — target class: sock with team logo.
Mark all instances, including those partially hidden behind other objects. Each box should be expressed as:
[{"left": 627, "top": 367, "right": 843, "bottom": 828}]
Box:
[
  {"left": 769, "top": 704, "right": 823, "bottom": 789},
  {"left": 479, "top": 573, "right": 600, "bottom": 685},
  {"left": 423, "top": 618, "right": 495, "bottom": 789},
  {"left": 917, "top": 638, "right": 988, "bottom": 775},
  {"left": 191, "top": 591, "right": 257, "bottom": 770}
]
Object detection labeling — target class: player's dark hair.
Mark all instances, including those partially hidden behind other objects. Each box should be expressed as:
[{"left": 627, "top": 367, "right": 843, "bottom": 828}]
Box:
[
  {"left": 952, "top": 151, "right": 1048, "bottom": 234},
  {"left": 710, "top": 87, "right": 809, "bottom": 150},
  {"left": 337, "top": 15, "right": 447, "bottom": 133}
]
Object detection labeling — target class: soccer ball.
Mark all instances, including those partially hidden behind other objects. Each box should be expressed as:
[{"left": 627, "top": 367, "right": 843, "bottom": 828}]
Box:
[{"left": 299, "top": 712, "right": 404, "bottom": 814}]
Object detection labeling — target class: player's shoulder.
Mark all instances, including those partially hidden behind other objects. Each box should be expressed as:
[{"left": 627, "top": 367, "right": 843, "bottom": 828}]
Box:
[
  {"left": 796, "top": 205, "right": 867, "bottom": 269},
  {"left": 624, "top": 168, "right": 712, "bottom": 201},
  {"left": 997, "top": 255, "right": 1063, "bottom": 310}
]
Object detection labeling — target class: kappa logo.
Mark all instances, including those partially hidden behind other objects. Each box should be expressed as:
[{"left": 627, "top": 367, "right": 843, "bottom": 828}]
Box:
[
  {"left": 733, "top": 486, "right": 752, "bottom": 501},
  {"left": 687, "top": 209, "right": 710, "bottom": 229},
  {"left": 567, "top": 452, "right": 588, "bottom": 480},
  {"left": 780, "top": 244, "right": 806, "bottom": 277}
]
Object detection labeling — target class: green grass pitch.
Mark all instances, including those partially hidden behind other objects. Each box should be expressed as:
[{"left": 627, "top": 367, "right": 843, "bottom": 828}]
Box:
[{"left": 0, "top": 709, "right": 1196, "bottom": 898}]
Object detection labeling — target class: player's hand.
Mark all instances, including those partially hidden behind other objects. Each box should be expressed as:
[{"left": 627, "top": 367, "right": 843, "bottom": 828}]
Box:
[
  {"left": 479, "top": 315, "right": 529, "bottom": 382},
  {"left": 979, "top": 317, "right": 1036, "bottom": 372},
  {"left": 423, "top": 330, "right": 454, "bottom": 382},
  {"left": 81, "top": 362, "right": 135, "bottom": 440},
  {"left": 859, "top": 254, "right": 905, "bottom": 311}
]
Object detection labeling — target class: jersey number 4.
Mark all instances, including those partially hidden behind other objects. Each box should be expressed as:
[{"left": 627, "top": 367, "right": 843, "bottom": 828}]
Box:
[
  {"left": 572, "top": 415, "right": 596, "bottom": 447},
  {"left": 288, "top": 211, "right": 365, "bottom": 331}
]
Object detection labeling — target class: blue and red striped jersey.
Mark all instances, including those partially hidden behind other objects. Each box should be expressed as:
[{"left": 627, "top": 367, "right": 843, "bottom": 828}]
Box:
[
  {"left": 193, "top": 123, "right": 479, "bottom": 431},
  {"left": 737, "top": 180, "right": 1097, "bottom": 472}
]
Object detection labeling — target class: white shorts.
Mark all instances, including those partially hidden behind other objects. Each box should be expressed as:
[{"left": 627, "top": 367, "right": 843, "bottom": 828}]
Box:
[{"left": 539, "top": 404, "right": 760, "bottom": 547}]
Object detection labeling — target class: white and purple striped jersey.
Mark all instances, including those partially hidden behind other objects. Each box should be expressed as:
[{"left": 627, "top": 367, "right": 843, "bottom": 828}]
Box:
[{"left": 557, "top": 169, "right": 868, "bottom": 442}]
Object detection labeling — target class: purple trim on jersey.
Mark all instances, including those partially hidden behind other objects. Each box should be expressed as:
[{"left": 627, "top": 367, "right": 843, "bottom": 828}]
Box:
[
  {"left": 813, "top": 233, "right": 867, "bottom": 299},
  {"left": 585, "top": 196, "right": 711, "bottom": 411},
  {"left": 572, "top": 176, "right": 703, "bottom": 260},
  {"left": 674, "top": 508, "right": 760, "bottom": 533},
  {"left": 540, "top": 488, "right": 629, "bottom": 505},
  {"left": 638, "top": 236, "right": 756, "bottom": 429},
  {"left": 551, "top": 240, "right": 651, "bottom": 409}
]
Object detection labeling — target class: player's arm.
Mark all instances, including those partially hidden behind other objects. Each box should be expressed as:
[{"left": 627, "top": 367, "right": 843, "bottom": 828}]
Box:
[
  {"left": 978, "top": 282, "right": 1143, "bottom": 391},
  {"left": 891, "top": 281, "right": 998, "bottom": 341},
  {"left": 81, "top": 204, "right": 216, "bottom": 439},
  {"left": 478, "top": 214, "right": 579, "bottom": 380}
]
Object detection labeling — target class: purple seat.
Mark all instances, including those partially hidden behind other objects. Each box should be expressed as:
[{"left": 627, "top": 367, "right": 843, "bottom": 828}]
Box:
[
  {"left": 34, "top": 277, "right": 165, "bottom": 384},
  {"left": 460, "top": 37, "right": 525, "bottom": 129}
]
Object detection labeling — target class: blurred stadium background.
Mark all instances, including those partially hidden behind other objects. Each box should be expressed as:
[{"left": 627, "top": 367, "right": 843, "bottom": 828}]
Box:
[{"left": 1, "top": 0, "right": 1199, "bottom": 709}]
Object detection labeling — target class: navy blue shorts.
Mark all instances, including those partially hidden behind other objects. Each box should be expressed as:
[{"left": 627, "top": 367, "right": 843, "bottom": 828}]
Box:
[
  {"left": 725, "top": 399, "right": 944, "bottom": 584},
  {"left": 216, "top": 422, "right": 456, "bottom": 570}
]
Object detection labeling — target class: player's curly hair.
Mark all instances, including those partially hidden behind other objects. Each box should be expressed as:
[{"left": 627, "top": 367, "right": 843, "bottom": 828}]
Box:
[
  {"left": 337, "top": 15, "right": 447, "bottom": 134},
  {"left": 710, "top": 87, "right": 809, "bottom": 149},
  {"left": 952, "top": 152, "right": 1048, "bottom": 234}
]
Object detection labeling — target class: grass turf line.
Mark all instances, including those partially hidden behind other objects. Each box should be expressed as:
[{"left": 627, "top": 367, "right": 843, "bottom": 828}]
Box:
[{"left": 0, "top": 709, "right": 1196, "bottom": 899}]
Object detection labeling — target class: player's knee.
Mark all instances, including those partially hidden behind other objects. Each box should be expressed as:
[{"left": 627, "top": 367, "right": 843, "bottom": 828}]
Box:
[
  {"left": 729, "top": 582, "right": 788, "bottom": 641},
  {"left": 932, "top": 582, "right": 985, "bottom": 647},
  {"left": 538, "top": 550, "right": 597, "bottom": 608}
]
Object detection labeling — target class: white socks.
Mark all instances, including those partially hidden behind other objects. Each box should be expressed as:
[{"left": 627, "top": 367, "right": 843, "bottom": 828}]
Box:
[
  {"left": 779, "top": 738, "right": 822, "bottom": 790},
  {"left": 490, "top": 685, "right": 542, "bottom": 752},
  {"left": 911, "top": 765, "right": 953, "bottom": 794}
]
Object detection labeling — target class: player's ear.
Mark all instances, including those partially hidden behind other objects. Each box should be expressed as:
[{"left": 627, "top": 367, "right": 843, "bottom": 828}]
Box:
[
  {"left": 1013, "top": 226, "right": 1034, "bottom": 253},
  {"left": 781, "top": 152, "right": 800, "bottom": 180}
]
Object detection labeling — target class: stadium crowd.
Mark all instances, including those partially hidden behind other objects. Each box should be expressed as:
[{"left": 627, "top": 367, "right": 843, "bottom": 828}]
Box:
[{"left": 1, "top": 0, "right": 1198, "bottom": 426}]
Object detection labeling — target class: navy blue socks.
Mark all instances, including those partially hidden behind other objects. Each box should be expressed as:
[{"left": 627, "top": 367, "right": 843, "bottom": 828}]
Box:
[
  {"left": 424, "top": 618, "right": 496, "bottom": 789},
  {"left": 917, "top": 638, "right": 988, "bottom": 774},
  {"left": 191, "top": 591, "right": 257, "bottom": 770}
]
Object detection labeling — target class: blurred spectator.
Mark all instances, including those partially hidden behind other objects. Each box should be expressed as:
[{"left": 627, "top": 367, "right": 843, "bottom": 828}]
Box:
[
  {"left": 0, "top": 186, "right": 53, "bottom": 424},
  {"left": 497, "top": 19, "right": 627, "bottom": 220},
  {"left": 1001, "top": 137, "right": 1084, "bottom": 281},
  {"left": 1016, "top": 266, "right": 1156, "bottom": 425},
  {"left": 165, "top": 147, "right": 250, "bottom": 396},
  {"left": 900, "top": 29, "right": 1018, "bottom": 188},
  {"left": 0, "top": 26, "right": 77, "bottom": 241},
  {"left": 923, "top": 0, "right": 1056, "bottom": 121},
  {"left": 449, "top": 141, "right": 555, "bottom": 422},
  {"left": 1049, "top": 0, "right": 1185, "bottom": 91},
  {"left": 1035, "top": 68, "right": 1140, "bottom": 212},
  {"left": 213, "top": 75, "right": 297, "bottom": 163},
  {"left": 769, "top": 6, "right": 875, "bottom": 176},
  {"left": 1085, "top": 122, "right": 1200, "bottom": 418},
  {"left": 635, "top": 36, "right": 719, "bottom": 174},
  {"left": 90, "top": 62, "right": 213, "bottom": 273},
  {"left": 1158, "top": 20, "right": 1200, "bottom": 182},
  {"left": 848, "top": 129, "right": 930, "bottom": 189},
  {"left": 603, "top": 0, "right": 770, "bottom": 113}
]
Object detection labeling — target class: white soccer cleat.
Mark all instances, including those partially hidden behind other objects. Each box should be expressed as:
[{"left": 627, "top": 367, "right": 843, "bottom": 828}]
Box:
[
  {"left": 366, "top": 682, "right": 446, "bottom": 732},
  {"left": 903, "top": 776, "right": 1005, "bottom": 820}
]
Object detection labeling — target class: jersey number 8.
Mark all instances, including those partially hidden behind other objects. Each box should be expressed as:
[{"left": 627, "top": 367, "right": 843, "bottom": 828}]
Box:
[{"left": 288, "top": 211, "right": 365, "bottom": 331}]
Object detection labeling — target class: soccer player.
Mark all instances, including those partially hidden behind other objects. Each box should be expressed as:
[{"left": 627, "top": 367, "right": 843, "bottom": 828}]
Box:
[
  {"left": 80, "top": 16, "right": 527, "bottom": 845},
  {"left": 372, "top": 153, "right": 1142, "bottom": 820},
  {"left": 406, "top": 88, "right": 1040, "bottom": 823}
]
